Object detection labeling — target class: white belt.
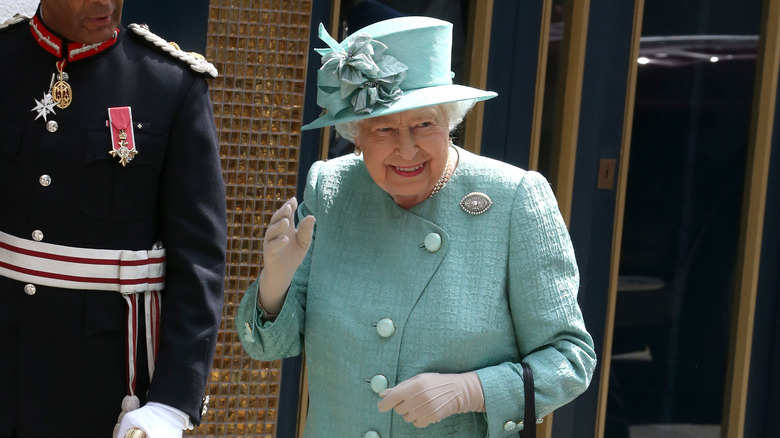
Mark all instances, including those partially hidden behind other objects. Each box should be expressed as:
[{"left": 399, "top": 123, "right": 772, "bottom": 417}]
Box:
[
  {"left": 0, "top": 230, "right": 165, "bottom": 293},
  {"left": 0, "top": 229, "right": 164, "bottom": 411}
]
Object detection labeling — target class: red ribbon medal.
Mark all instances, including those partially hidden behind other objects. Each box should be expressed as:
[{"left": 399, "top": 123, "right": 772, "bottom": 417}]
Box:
[{"left": 108, "top": 107, "right": 138, "bottom": 166}]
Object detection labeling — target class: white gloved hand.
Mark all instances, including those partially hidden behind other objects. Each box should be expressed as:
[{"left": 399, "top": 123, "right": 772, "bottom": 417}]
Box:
[
  {"left": 258, "top": 197, "right": 315, "bottom": 315},
  {"left": 115, "top": 402, "right": 190, "bottom": 438},
  {"left": 377, "top": 372, "right": 485, "bottom": 428}
]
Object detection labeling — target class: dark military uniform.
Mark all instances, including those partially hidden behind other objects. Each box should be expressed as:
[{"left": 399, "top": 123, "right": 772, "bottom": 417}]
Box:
[{"left": 0, "top": 10, "right": 227, "bottom": 438}]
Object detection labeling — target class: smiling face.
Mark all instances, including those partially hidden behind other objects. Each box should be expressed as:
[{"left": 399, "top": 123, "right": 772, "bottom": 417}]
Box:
[
  {"left": 40, "top": 0, "right": 123, "bottom": 44},
  {"left": 353, "top": 106, "right": 452, "bottom": 209}
]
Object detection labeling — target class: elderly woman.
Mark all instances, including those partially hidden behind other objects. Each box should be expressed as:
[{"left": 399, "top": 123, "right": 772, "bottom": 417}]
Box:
[{"left": 237, "top": 16, "right": 596, "bottom": 438}]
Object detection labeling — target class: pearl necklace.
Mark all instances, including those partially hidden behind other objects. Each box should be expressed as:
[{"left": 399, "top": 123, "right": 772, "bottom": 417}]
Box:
[{"left": 429, "top": 145, "right": 457, "bottom": 198}]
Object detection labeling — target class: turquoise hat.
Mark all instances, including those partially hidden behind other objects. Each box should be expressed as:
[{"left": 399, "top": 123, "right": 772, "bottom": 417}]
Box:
[{"left": 301, "top": 16, "right": 497, "bottom": 131}]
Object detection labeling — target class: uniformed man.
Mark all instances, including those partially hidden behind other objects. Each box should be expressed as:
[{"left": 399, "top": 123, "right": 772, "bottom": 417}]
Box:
[{"left": 0, "top": 1, "right": 227, "bottom": 437}]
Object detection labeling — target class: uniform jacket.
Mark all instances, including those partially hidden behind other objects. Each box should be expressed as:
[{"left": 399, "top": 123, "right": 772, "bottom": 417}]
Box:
[
  {"left": 0, "top": 13, "right": 227, "bottom": 437},
  {"left": 237, "top": 147, "right": 596, "bottom": 437}
]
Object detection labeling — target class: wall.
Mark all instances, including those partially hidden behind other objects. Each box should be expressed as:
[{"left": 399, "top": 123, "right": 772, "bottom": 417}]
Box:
[{"left": 0, "top": 0, "right": 37, "bottom": 22}]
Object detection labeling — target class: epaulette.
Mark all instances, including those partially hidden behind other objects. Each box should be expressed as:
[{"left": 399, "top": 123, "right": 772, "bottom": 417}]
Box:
[
  {"left": 127, "top": 23, "right": 218, "bottom": 78},
  {"left": 0, "top": 14, "right": 29, "bottom": 37}
]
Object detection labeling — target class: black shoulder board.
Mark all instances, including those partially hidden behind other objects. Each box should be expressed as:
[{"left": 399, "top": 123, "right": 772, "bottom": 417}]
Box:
[
  {"left": 0, "top": 14, "right": 30, "bottom": 38},
  {"left": 127, "top": 23, "right": 218, "bottom": 78}
]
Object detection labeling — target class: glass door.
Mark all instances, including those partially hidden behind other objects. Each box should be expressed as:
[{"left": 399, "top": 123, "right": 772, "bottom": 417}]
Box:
[{"left": 605, "top": 1, "right": 763, "bottom": 437}]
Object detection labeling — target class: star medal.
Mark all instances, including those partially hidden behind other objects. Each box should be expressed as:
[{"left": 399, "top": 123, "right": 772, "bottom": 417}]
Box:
[
  {"left": 51, "top": 59, "right": 72, "bottom": 109},
  {"left": 31, "top": 74, "right": 57, "bottom": 121},
  {"left": 108, "top": 106, "right": 138, "bottom": 166},
  {"left": 31, "top": 92, "right": 57, "bottom": 121}
]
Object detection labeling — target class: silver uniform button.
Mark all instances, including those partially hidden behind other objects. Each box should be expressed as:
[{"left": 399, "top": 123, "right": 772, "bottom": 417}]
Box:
[
  {"left": 24, "top": 284, "right": 36, "bottom": 296},
  {"left": 503, "top": 421, "right": 518, "bottom": 431},
  {"left": 370, "top": 375, "right": 389, "bottom": 394},
  {"left": 46, "top": 120, "right": 58, "bottom": 133},
  {"left": 364, "top": 431, "right": 380, "bottom": 438},
  {"left": 31, "top": 230, "right": 44, "bottom": 241},
  {"left": 376, "top": 318, "right": 395, "bottom": 338},
  {"left": 424, "top": 233, "right": 442, "bottom": 253},
  {"left": 39, "top": 175, "right": 52, "bottom": 187}
]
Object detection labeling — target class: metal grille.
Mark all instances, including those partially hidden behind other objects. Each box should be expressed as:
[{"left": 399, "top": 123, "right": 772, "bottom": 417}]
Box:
[{"left": 190, "top": 1, "right": 313, "bottom": 436}]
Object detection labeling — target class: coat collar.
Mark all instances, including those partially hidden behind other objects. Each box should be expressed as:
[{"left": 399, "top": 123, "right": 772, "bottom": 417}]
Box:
[{"left": 29, "top": 11, "right": 119, "bottom": 63}]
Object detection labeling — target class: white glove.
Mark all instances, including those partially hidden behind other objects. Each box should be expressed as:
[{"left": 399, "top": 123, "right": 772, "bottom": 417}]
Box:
[
  {"left": 377, "top": 372, "right": 486, "bottom": 428},
  {"left": 115, "top": 402, "right": 191, "bottom": 438},
  {"left": 258, "top": 197, "right": 315, "bottom": 315}
]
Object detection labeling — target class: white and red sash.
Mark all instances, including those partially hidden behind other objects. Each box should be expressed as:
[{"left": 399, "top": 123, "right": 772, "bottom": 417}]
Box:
[
  {"left": 0, "top": 230, "right": 163, "bottom": 396},
  {"left": 0, "top": 230, "right": 164, "bottom": 292}
]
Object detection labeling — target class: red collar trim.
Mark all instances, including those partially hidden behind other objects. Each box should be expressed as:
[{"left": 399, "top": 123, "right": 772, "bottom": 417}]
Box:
[{"left": 29, "top": 14, "right": 119, "bottom": 62}]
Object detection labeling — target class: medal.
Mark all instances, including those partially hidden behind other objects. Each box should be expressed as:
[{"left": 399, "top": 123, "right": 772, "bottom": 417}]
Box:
[
  {"left": 30, "top": 74, "right": 57, "bottom": 121},
  {"left": 31, "top": 73, "right": 57, "bottom": 121},
  {"left": 110, "top": 129, "right": 138, "bottom": 166},
  {"left": 28, "top": 13, "right": 120, "bottom": 124},
  {"left": 51, "top": 59, "right": 72, "bottom": 109},
  {"left": 108, "top": 107, "right": 139, "bottom": 166}
]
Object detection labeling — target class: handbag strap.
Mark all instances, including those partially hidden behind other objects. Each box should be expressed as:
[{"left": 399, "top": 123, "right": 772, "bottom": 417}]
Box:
[{"left": 521, "top": 361, "right": 536, "bottom": 438}]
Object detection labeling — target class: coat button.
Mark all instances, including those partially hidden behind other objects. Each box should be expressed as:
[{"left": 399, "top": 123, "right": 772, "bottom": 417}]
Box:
[
  {"left": 423, "top": 233, "right": 442, "bottom": 252},
  {"left": 370, "top": 374, "right": 388, "bottom": 394},
  {"left": 39, "top": 175, "right": 52, "bottom": 187},
  {"left": 375, "top": 318, "right": 395, "bottom": 337},
  {"left": 46, "top": 120, "right": 59, "bottom": 133},
  {"left": 364, "top": 431, "right": 380, "bottom": 438},
  {"left": 24, "top": 284, "right": 36, "bottom": 296},
  {"left": 503, "top": 421, "right": 518, "bottom": 431},
  {"left": 31, "top": 230, "right": 44, "bottom": 241}
]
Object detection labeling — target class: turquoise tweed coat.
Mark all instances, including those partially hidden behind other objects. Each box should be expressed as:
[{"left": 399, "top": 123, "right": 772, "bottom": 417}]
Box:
[{"left": 237, "top": 147, "right": 596, "bottom": 437}]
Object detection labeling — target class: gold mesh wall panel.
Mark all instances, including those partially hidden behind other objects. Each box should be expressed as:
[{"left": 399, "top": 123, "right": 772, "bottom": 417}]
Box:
[{"left": 191, "top": 1, "right": 314, "bottom": 436}]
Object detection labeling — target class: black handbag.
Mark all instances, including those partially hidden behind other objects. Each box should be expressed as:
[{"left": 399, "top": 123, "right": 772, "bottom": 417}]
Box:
[{"left": 521, "top": 362, "right": 536, "bottom": 438}]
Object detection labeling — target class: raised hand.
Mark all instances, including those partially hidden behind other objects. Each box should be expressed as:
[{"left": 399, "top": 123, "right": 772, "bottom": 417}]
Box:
[{"left": 257, "top": 197, "right": 315, "bottom": 315}]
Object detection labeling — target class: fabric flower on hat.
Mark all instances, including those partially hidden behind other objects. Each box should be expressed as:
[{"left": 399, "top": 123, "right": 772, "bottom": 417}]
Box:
[{"left": 314, "top": 23, "right": 408, "bottom": 115}]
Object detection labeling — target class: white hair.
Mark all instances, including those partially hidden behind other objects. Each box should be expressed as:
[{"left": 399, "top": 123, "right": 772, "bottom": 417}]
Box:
[{"left": 334, "top": 99, "right": 477, "bottom": 143}]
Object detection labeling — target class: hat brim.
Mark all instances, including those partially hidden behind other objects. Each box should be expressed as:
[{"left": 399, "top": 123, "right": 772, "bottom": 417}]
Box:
[{"left": 301, "top": 84, "right": 497, "bottom": 131}]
